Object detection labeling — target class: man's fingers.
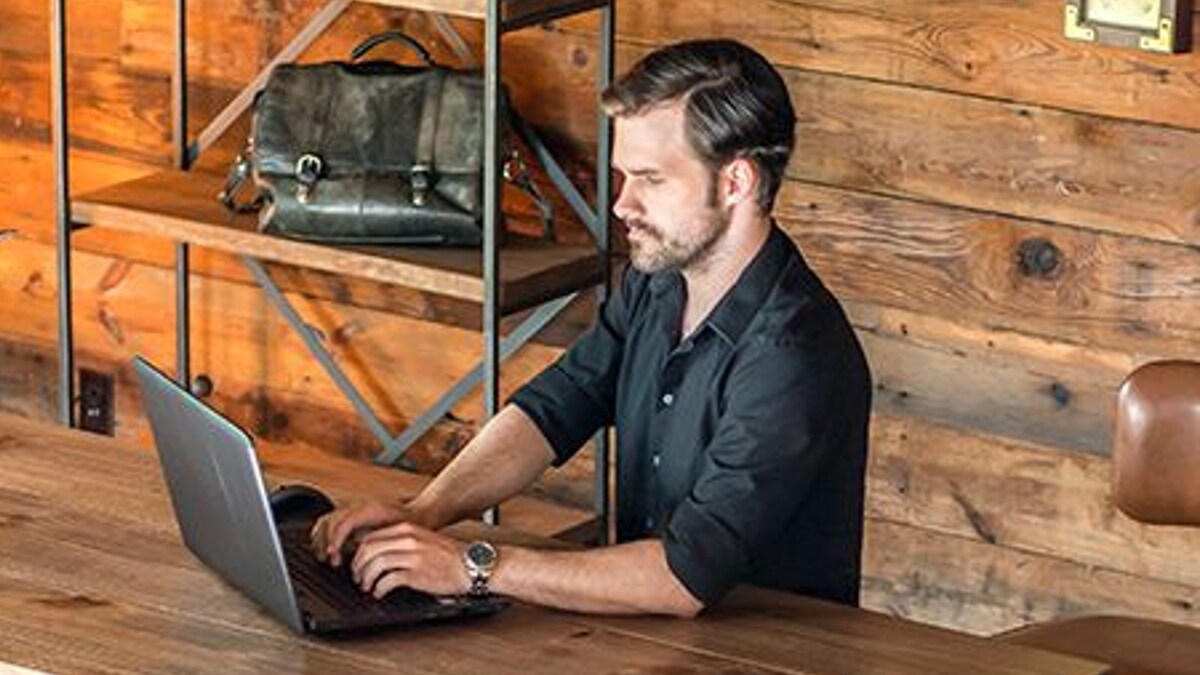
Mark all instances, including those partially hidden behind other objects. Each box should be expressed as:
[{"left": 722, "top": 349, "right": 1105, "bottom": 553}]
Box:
[
  {"left": 356, "top": 550, "right": 418, "bottom": 593},
  {"left": 359, "top": 521, "right": 418, "bottom": 545},
  {"left": 372, "top": 570, "right": 409, "bottom": 599},
  {"left": 319, "top": 504, "right": 391, "bottom": 564},
  {"left": 309, "top": 516, "right": 327, "bottom": 560},
  {"left": 325, "top": 511, "right": 366, "bottom": 559},
  {"left": 351, "top": 531, "right": 421, "bottom": 577},
  {"left": 310, "top": 512, "right": 343, "bottom": 562}
]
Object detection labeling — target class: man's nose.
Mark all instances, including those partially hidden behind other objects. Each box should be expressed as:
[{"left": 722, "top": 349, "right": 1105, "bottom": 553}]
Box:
[{"left": 613, "top": 183, "right": 639, "bottom": 222}]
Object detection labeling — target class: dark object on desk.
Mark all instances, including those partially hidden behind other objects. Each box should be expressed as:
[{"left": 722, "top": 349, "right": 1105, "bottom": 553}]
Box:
[
  {"left": 132, "top": 355, "right": 508, "bottom": 636},
  {"left": 219, "top": 31, "right": 551, "bottom": 247},
  {"left": 999, "top": 360, "right": 1200, "bottom": 675},
  {"left": 270, "top": 484, "right": 335, "bottom": 523}
]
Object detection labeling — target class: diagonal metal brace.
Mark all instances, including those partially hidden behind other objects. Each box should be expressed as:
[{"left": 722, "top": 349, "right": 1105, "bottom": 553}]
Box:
[
  {"left": 242, "top": 255, "right": 397, "bottom": 449},
  {"left": 510, "top": 114, "right": 603, "bottom": 245},
  {"left": 376, "top": 292, "right": 577, "bottom": 465},
  {"left": 194, "top": 0, "right": 353, "bottom": 157},
  {"left": 243, "top": 253, "right": 576, "bottom": 466}
]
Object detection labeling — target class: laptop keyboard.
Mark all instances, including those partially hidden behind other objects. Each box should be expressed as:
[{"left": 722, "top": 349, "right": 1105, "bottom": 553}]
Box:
[{"left": 278, "top": 525, "right": 438, "bottom": 615}]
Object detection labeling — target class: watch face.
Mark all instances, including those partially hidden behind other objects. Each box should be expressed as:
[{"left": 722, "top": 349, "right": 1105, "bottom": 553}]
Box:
[{"left": 467, "top": 542, "right": 497, "bottom": 569}]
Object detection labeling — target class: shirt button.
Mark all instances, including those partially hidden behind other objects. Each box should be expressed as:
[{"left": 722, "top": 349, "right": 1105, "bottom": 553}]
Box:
[
  {"left": 661, "top": 392, "right": 674, "bottom": 407},
  {"left": 644, "top": 516, "right": 656, "bottom": 531},
  {"left": 652, "top": 453, "right": 661, "bottom": 469}
]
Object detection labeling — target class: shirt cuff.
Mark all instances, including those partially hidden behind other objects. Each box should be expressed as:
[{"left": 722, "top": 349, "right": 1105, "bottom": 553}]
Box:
[{"left": 661, "top": 504, "right": 746, "bottom": 607}]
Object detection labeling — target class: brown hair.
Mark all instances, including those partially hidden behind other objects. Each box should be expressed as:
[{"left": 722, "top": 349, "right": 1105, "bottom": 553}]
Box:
[{"left": 602, "top": 39, "right": 796, "bottom": 214}]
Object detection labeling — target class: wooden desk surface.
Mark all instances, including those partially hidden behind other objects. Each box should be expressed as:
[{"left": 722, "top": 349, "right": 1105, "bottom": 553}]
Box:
[{"left": 0, "top": 413, "right": 1108, "bottom": 675}]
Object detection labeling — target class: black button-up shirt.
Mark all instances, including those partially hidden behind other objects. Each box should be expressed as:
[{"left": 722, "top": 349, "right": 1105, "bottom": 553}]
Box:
[{"left": 510, "top": 225, "right": 871, "bottom": 607}]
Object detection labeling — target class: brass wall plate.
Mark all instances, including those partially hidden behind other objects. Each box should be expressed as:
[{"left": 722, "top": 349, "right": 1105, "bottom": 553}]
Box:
[{"left": 1064, "top": 0, "right": 1194, "bottom": 53}]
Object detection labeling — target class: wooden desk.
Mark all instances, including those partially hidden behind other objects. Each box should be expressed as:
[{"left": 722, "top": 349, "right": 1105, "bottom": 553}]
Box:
[{"left": 0, "top": 413, "right": 1109, "bottom": 675}]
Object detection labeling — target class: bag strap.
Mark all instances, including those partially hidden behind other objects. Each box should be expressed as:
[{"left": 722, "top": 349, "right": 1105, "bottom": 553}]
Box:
[
  {"left": 218, "top": 151, "right": 267, "bottom": 213},
  {"left": 411, "top": 69, "right": 446, "bottom": 207},
  {"left": 350, "top": 31, "right": 435, "bottom": 65},
  {"left": 504, "top": 149, "right": 555, "bottom": 241},
  {"left": 504, "top": 110, "right": 556, "bottom": 241}
]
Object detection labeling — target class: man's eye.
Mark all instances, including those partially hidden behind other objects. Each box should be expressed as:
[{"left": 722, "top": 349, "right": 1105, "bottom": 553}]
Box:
[{"left": 645, "top": 176, "right": 664, "bottom": 186}]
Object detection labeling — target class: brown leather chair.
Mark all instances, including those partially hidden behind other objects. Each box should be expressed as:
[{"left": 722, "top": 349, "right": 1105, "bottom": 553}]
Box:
[{"left": 999, "top": 360, "right": 1200, "bottom": 675}]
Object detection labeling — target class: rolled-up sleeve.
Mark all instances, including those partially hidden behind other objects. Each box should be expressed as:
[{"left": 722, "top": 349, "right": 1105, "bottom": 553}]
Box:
[
  {"left": 662, "top": 340, "right": 843, "bottom": 606},
  {"left": 509, "top": 267, "right": 640, "bottom": 466}
]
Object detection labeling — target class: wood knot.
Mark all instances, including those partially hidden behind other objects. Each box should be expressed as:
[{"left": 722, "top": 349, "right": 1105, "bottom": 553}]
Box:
[
  {"left": 1015, "top": 238, "right": 1063, "bottom": 280},
  {"left": 1050, "top": 382, "right": 1072, "bottom": 408}
]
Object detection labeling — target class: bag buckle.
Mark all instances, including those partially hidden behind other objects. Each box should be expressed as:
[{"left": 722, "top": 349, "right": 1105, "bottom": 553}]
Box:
[
  {"left": 295, "top": 153, "right": 324, "bottom": 204},
  {"left": 411, "top": 164, "right": 433, "bottom": 207}
]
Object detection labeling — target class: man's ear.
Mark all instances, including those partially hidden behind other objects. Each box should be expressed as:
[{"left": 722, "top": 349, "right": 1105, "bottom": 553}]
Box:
[{"left": 719, "top": 157, "right": 758, "bottom": 209}]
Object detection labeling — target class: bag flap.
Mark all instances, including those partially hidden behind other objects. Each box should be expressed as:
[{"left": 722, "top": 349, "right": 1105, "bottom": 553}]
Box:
[{"left": 252, "top": 62, "right": 488, "bottom": 178}]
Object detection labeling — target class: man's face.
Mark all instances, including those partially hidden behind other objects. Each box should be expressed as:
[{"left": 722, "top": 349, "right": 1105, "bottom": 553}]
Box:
[{"left": 612, "top": 102, "right": 730, "bottom": 274}]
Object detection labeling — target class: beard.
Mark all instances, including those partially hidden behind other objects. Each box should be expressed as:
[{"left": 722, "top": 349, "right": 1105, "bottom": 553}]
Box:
[
  {"left": 627, "top": 177, "right": 731, "bottom": 274},
  {"left": 627, "top": 210, "right": 729, "bottom": 274}
]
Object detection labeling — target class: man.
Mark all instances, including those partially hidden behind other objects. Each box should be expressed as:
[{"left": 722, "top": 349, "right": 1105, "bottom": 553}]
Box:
[{"left": 312, "top": 39, "right": 872, "bottom": 617}]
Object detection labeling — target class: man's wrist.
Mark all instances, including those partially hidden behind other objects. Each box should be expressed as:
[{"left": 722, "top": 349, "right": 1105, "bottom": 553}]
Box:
[
  {"left": 396, "top": 497, "right": 441, "bottom": 530},
  {"left": 462, "top": 540, "right": 500, "bottom": 596}
]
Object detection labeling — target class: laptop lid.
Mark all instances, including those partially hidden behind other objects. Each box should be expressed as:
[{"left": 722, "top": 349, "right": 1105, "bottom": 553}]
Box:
[{"left": 133, "top": 356, "right": 307, "bottom": 633}]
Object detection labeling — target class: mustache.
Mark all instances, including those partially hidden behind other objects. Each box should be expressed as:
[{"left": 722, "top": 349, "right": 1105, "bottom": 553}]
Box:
[{"left": 624, "top": 219, "right": 661, "bottom": 238}]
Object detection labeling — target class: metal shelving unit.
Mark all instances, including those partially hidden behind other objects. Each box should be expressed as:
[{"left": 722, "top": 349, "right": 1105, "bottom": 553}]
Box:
[{"left": 52, "top": 0, "right": 614, "bottom": 535}]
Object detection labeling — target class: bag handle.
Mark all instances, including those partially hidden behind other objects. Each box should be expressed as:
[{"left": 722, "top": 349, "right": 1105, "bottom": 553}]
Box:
[{"left": 350, "top": 31, "right": 436, "bottom": 65}]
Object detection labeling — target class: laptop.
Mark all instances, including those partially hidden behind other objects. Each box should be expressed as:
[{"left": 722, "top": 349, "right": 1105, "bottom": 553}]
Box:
[{"left": 132, "top": 356, "right": 508, "bottom": 635}]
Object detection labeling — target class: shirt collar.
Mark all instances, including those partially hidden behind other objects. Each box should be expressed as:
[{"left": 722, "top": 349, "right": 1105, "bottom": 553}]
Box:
[
  {"left": 705, "top": 223, "right": 794, "bottom": 344},
  {"left": 646, "top": 223, "right": 797, "bottom": 345}
]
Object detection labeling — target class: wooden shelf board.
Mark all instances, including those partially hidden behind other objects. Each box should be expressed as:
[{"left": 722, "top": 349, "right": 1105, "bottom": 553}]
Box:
[
  {"left": 71, "top": 170, "right": 602, "bottom": 313},
  {"left": 356, "top": 0, "right": 609, "bottom": 30}
]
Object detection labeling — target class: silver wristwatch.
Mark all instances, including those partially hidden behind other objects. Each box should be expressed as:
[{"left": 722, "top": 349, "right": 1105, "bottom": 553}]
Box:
[{"left": 462, "top": 541, "right": 499, "bottom": 597}]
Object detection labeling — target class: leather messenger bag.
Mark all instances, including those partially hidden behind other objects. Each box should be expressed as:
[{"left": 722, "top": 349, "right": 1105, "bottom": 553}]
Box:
[{"left": 220, "top": 31, "right": 550, "bottom": 246}]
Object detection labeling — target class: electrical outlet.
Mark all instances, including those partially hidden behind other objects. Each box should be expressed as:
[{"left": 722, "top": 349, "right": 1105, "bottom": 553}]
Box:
[{"left": 79, "top": 369, "right": 115, "bottom": 436}]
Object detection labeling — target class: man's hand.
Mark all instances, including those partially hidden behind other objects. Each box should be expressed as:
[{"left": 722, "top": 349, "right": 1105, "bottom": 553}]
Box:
[
  {"left": 351, "top": 522, "right": 471, "bottom": 598},
  {"left": 310, "top": 500, "right": 409, "bottom": 567}
]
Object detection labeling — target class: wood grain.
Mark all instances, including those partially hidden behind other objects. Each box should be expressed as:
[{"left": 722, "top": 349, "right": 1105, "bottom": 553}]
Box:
[
  {"left": 0, "top": 412, "right": 1110, "bottom": 675},
  {"left": 863, "top": 518, "right": 1200, "bottom": 637},
  {"left": 851, "top": 303, "right": 1129, "bottom": 455},
  {"left": 868, "top": 414, "right": 1200, "bottom": 592},
  {"left": 783, "top": 70, "right": 1200, "bottom": 246},
  {"left": 592, "top": 584, "right": 1105, "bottom": 675},
  {"left": 557, "top": 0, "right": 1200, "bottom": 131},
  {"left": 784, "top": 181, "right": 1200, "bottom": 356}
]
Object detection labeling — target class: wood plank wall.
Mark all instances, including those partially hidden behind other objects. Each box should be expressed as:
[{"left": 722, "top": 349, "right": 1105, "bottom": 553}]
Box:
[{"left": 2, "top": 0, "right": 1199, "bottom": 635}]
